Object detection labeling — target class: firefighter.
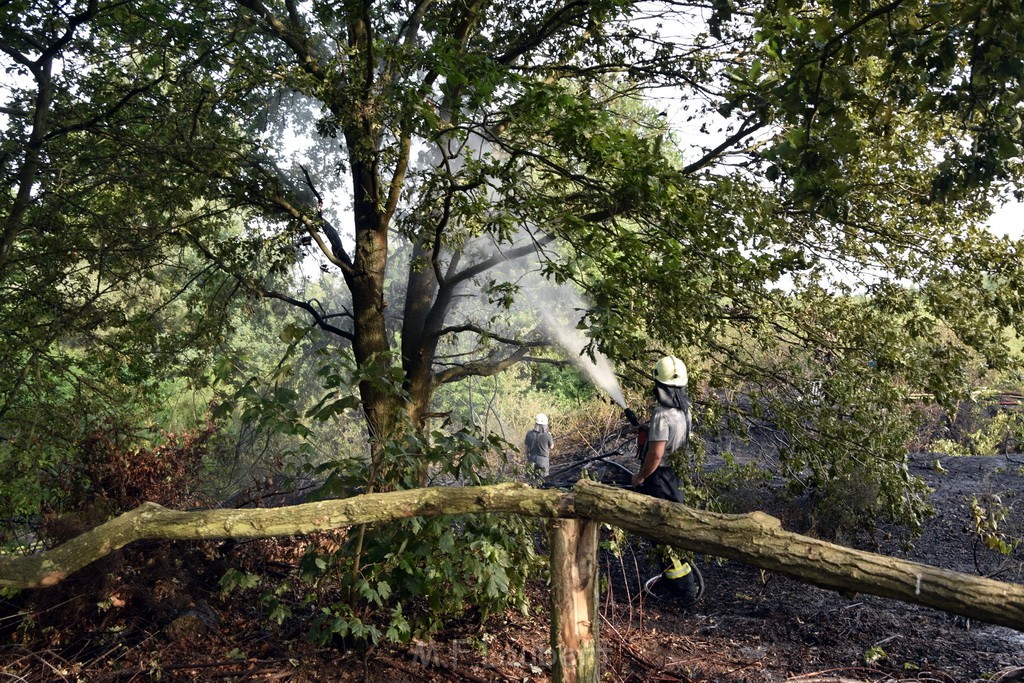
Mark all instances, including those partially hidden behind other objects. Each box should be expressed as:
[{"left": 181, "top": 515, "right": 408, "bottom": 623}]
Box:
[
  {"left": 524, "top": 413, "right": 554, "bottom": 480},
  {"left": 631, "top": 355, "right": 703, "bottom": 606}
]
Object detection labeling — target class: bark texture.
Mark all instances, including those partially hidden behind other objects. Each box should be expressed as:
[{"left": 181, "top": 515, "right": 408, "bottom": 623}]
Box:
[{"left": 549, "top": 518, "right": 600, "bottom": 683}]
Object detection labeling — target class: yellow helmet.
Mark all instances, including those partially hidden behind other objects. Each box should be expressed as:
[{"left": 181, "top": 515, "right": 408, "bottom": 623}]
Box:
[{"left": 654, "top": 355, "right": 687, "bottom": 387}]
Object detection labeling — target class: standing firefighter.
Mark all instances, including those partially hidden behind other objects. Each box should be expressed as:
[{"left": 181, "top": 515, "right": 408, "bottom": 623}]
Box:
[
  {"left": 525, "top": 413, "right": 554, "bottom": 480},
  {"left": 631, "top": 355, "right": 704, "bottom": 606}
]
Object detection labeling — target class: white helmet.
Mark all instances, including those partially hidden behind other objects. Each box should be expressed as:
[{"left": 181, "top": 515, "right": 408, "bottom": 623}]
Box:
[
  {"left": 654, "top": 355, "right": 687, "bottom": 387},
  {"left": 535, "top": 413, "right": 549, "bottom": 426}
]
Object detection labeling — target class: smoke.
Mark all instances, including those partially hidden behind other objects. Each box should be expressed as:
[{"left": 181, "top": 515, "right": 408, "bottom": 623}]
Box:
[
  {"left": 262, "top": 90, "right": 629, "bottom": 408},
  {"left": 409, "top": 126, "right": 628, "bottom": 405},
  {"left": 464, "top": 233, "right": 626, "bottom": 407}
]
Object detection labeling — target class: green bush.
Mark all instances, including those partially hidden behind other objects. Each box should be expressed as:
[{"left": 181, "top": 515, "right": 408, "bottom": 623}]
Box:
[{"left": 232, "top": 426, "right": 544, "bottom": 645}]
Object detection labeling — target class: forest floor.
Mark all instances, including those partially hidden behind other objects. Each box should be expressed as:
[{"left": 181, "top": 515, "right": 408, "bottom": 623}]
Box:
[{"left": 3, "top": 442, "right": 1024, "bottom": 681}]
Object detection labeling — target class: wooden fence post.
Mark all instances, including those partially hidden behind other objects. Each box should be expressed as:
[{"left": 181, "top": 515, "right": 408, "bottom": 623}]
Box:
[{"left": 549, "top": 518, "right": 600, "bottom": 683}]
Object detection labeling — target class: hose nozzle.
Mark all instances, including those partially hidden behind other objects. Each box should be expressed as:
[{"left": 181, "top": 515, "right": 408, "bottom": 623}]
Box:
[{"left": 623, "top": 407, "right": 641, "bottom": 427}]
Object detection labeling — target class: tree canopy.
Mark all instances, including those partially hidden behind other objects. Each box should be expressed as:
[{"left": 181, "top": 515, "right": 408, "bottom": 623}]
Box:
[{"left": 2, "top": 0, "right": 1024, "bottom": 524}]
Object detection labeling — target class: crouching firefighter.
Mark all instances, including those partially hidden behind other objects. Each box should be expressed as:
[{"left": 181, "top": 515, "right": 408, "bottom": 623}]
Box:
[{"left": 629, "top": 355, "right": 704, "bottom": 606}]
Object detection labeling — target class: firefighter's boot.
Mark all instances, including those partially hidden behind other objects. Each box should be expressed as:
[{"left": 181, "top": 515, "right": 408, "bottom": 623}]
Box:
[{"left": 662, "top": 558, "right": 700, "bottom": 606}]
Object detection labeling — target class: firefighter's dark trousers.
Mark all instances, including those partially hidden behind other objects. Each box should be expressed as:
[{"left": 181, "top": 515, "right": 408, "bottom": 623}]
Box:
[{"left": 636, "top": 466, "right": 699, "bottom": 604}]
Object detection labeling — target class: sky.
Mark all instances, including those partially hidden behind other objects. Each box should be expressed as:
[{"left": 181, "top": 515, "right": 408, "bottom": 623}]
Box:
[{"left": 987, "top": 200, "right": 1022, "bottom": 240}]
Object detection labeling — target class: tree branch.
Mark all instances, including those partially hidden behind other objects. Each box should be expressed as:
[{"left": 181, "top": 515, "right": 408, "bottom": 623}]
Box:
[
  {"left": 431, "top": 323, "right": 549, "bottom": 349},
  {"left": 267, "top": 193, "right": 355, "bottom": 274},
  {"left": 495, "top": 0, "right": 592, "bottom": 66},
  {"left": 681, "top": 116, "right": 768, "bottom": 176},
  {"left": 5, "top": 481, "right": 1024, "bottom": 635},
  {"left": 445, "top": 232, "right": 557, "bottom": 288},
  {"left": 803, "top": 0, "right": 907, "bottom": 136},
  {"left": 261, "top": 290, "right": 355, "bottom": 341},
  {"left": 432, "top": 346, "right": 530, "bottom": 385},
  {"left": 298, "top": 165, "right": 354, "bottom": 271},
  {"left": 0, "top": 484, "right": 571, "bottom": 589},
  {"left": 183, "top": 231, "right": 355, "bottom": 341},
  {"left": 234, "top": 0, "right": 326, "bottom": 80}
]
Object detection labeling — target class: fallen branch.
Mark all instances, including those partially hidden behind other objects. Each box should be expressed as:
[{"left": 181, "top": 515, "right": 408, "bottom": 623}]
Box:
[
  {"left": 572, "top": 481, "right": 1024, "bottom": 632},
  {"left": 0, "top": 484, "right": 571, "bottom": 589},
  {"left": 3, "top": 480, "right": 1024, "bottom": 634}
]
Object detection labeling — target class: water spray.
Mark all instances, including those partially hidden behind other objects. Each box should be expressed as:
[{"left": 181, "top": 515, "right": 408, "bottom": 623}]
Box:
[
  {"left": 539, "top": 310, "right": 628, "bottom": 409},
  {"left": 466, "top": 228, "right": 637, "bottom": 421},
  {"left": 535, "top": 313, "right": 645, "bottom": 431}
]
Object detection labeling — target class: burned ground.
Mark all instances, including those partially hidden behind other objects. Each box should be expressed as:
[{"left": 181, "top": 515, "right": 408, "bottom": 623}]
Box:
[{"left": 2, "top": 448, "right": 1024, "bottom": 682}]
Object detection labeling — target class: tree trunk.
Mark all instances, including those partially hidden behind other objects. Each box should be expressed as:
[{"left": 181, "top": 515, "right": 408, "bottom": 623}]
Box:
[
  {"left": 5, "top": 480, "right": 1024, "bottom": 634},
  {"left": 1, "top": 59, "right": 52, "bottom": 275},
  {"left": 549, "top": 518, "right": 600, "bottom": 683}
]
